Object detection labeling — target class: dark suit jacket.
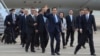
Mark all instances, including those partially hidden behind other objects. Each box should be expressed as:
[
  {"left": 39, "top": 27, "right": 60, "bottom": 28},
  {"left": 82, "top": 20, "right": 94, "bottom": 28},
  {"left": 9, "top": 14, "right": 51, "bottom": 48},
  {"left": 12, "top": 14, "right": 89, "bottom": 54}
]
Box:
[
  {"left": 26, "top": 14, "right": 36, "bottom": 33},
  {"left": 80, "top": 14, "right": 97, "bottom": 34},
  {"left": 4, "top": 13, "right": 19, "bottom": 28},
  {"left": 37, "top": 14, "right": 48, "bottom": 33},
  {"left": 76, "top": 15, "right": 82, "bottom": 29},
  {"left": 18, "top": 14, "right": 23, "bottom": 30},
  {"left": 19, "top": 15, "right": 28, "bottom": 33},
  {"left": 45, "top": 13, "right": 61, "bottom": 33},
  {"left": 66, "top": 15, "right": 76, "bottom": 30}
]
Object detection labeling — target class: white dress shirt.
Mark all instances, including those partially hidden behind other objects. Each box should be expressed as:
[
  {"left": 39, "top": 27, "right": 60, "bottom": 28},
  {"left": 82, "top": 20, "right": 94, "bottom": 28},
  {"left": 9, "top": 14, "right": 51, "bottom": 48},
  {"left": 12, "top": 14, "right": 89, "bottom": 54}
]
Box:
[
  {"left": 12, "top": 14, "right": 16, "bottom": 24},
  {"left": 31, "top": 14, "right": 35, "bottom": 21},
  {"left": 69, "top": 15, "right": 73, "bottom": 22},
  {"left": 43, "top": 16, "right": 47, "bottom": 23},
  {"left": 54, "top": 14, "right": 58, "bottom": 23},
  {"left": 86, "top": 13, "right": 90, "bottom": 21}
]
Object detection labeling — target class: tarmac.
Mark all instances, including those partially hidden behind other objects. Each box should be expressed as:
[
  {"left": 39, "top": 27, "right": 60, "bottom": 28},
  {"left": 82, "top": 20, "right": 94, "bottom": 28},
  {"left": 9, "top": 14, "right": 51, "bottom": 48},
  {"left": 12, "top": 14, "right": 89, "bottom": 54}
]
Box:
[{"left": 0, "top": 30, "right": 100, "bottom": 56}]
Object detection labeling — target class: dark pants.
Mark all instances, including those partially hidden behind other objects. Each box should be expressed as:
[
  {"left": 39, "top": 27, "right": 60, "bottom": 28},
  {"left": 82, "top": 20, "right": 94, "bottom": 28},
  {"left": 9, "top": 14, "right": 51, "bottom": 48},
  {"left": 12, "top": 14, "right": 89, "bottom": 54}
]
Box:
[
  {"left": 21, "top": 31, "right": 27, "bottom": 45},
  {"left": 66, "top": 28, "right": 75, "bottom": 46},
  {"left": 25, "top": 32, "right": 35, "bottom": 51},
  {"left": 3, "top": 28, "right": 12, "bottom": 44},
  {"left": 61, "top": 32, "right": 66, "bottom": 47},
  {"left": 11, "top": 27, "right": 17, "bottom": 43},
  {"left": 40, "top": 30, "right": 49, "bottom": 51},
  {"left": 49, "top": 30, "right": 60, "bottom": 53},
  {"left": 2, "top": 27, "right": 16, "bottom": 44},
  {"left": 75, "top": 30, "right": 95, "bottom": 55},
  {"left": 77, "top": 30, "right": 86, "bottom": 46},
  {"left": 34, "top": 32, "right": 40, "bottom": 47}
]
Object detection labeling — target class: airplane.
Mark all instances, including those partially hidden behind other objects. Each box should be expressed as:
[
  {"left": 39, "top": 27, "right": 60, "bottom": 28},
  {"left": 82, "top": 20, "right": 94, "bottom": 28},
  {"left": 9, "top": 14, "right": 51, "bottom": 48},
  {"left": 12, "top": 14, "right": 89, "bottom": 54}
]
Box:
[{"left": 2, "top": 0, "right": 100, "bottom": 10}]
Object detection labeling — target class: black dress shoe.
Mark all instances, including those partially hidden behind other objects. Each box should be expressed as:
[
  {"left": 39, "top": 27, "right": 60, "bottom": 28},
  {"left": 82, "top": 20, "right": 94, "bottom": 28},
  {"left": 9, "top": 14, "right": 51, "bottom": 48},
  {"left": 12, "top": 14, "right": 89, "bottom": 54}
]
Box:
[
  {"left": 1, "top": 40, "right": 3, "bottom": 43},
  {"left": 74, "top": 51, "right": 77, "bottom": 55},
  {"left": 91, "top": 54, "right": 96, "bottom": 56},
  {"left": 22, "top": 44, "right": 25, "bottom": 47},
  {"left": 31, "top": 50, "right": 35, "bottom": 52},
  {"left": 25, "top": 49, "right": 28, "bottom": 52},
  {"left": 55, "top": 52, "right": 60, "bottom": 55},
  {"left": 70, "top": 45, "right": 74, "bottom": 47},
  {"left": 42, "top": 49, "right": 45, "bottom": 53},
  {"left": 51, "top": 53, "right": 55, "bottom": 55},
  {"left": 63, "top": 46, "right": 66, "bottom": 49},
  {"left": 83, "top": 46, "right": 86, "bottom": 49}
]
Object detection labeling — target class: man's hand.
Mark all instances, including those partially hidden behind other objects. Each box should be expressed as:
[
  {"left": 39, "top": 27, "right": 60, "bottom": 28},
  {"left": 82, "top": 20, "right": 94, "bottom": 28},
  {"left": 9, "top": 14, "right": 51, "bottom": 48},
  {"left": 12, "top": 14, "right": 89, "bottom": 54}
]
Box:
[
  {"left": 35, "top": 30, "right": 38, "bottom": 33},
  {"left": 76, "top": 28, "right": 78, "bottom": 31},
  {"left": 19, "top": 30, "right": 21, "bottom": 33},
  {"left": 33, "top": 23, "right": 37, "bottom": 26},
  {"left": 80, "top": 29, "right": 83, "bottom": 33},
  {"left": 8, "top": 22, "right": 10, "bottom": 25},
  {"left": 59, "top": 32, "right": 61, "bottom": 35}
]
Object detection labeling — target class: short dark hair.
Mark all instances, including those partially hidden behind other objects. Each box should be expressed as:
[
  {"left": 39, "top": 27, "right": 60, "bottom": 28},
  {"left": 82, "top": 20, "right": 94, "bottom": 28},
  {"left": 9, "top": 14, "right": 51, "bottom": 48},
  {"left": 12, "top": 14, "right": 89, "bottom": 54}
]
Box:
[
  {"left": 10, "top": 9, "right": 15, "bottom": 12},
  {"left": 52, "top": 7, "right": 57, "bottom": 10},
  {"left": 79, "top": 8, "right": 84, "bottom": 11},
  {"left": 59, "top": 12, "right": 65, "bottom": 17},
  {"left": 31, "top": 7, "right": 35, "bottom": 9},
  {"left": 21, "top": 8, "right": 24, "bottom": 10},
  {"left": 84, "top": 7, "right": 90, "bottom": 11},
  {"left": 38, "top": 9, "right": 42, "bottom": 13},
  {"left": 69, "top": 9, "right": 73, "bottom": 11}
]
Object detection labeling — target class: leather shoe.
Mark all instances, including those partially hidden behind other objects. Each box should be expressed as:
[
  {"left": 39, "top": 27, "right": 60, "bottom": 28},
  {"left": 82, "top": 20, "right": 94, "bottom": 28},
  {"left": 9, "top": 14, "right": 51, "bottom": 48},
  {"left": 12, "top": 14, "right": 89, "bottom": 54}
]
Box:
[{"left": 55, "top": 52, "right": 60, "bottom": 55}]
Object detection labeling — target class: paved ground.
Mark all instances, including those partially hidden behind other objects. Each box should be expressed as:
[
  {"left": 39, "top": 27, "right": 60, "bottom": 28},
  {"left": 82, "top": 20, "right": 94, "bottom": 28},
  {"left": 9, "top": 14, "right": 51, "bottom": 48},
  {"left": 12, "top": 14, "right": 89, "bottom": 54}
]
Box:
[{"left": 0, "top": 30, "right": 100, "bottom": 56}]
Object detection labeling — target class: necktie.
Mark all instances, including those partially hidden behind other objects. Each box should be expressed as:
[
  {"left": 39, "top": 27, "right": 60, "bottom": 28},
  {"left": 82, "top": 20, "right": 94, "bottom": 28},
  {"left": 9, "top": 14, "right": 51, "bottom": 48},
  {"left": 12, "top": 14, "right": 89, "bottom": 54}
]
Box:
[{"left": 54, "top": 15, "right": 58, "bottom": 23}]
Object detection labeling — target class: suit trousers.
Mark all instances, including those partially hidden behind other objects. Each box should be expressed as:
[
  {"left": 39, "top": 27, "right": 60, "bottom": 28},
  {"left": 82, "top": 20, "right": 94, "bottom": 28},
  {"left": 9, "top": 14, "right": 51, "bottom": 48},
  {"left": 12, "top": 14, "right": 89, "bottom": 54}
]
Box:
[
  {"left": 49, "top": 29, "right": 60, "bottom": 53},
  {"left": 75, "top": 30, "right": 95, "bottom": 55},
  {"left": 66, "top": 28, "right": 75, "bottom": 46},
  {"left": 25, "top": 32, "right": 35, "bottom": 51}
]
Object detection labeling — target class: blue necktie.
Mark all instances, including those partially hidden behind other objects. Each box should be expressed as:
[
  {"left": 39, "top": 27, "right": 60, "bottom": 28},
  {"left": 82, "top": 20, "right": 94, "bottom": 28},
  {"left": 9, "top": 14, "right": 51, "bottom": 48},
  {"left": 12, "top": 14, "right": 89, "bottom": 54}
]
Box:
[{"left": 54, "top": 15, "right": 58, "bottom": 23}]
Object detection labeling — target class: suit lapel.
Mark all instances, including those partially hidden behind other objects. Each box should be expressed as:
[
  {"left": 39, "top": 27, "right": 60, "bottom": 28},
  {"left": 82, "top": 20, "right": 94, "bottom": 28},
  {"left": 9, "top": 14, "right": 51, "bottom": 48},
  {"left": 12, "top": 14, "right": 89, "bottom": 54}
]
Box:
[{"left": 88, "top": 15, "right": 91, "bottom": 21}]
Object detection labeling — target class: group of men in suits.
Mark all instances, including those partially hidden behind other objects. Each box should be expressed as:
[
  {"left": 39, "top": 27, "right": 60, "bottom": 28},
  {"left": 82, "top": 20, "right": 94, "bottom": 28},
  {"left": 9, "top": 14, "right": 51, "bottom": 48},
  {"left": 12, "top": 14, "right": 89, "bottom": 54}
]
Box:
[
  {"left": 3, "top": 6, "right": 97, "bottom": 56},
  {"left": 18, "top": 8, "right": 49, "bottom": 53}
]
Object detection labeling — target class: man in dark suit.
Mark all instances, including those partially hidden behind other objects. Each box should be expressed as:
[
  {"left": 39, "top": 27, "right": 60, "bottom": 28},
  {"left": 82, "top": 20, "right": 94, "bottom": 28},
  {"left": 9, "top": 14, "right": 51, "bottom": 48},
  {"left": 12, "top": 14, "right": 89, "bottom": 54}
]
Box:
[
  {"left": 4, "top": 9, "right": 19, "bottom": 44},
  {"left": 34, "top": 10, "right": 40, "bottom": 49},
  {"left": 25, "top": 9, "right": 37, "bottom": 52},
  {"left": 18, "top": 8, "right": 25, "bottom": 45},
  {"left": 74, "top": 8, "right": 97, "bottom": 56},
  {"left": 37, "top": 8, "right": 49, "bottom": 53},
  {"left": 44, "top": 6, "right": 61, "bottom": 55},
  {"left": 19, "top": 9, "right": 29, "bottom": 47},
  {"left": 76, "top": 9, "right": 86, "bottom": 48},
  {"left": 66, "top": 10, "right": 76, "bottom": 47}
]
